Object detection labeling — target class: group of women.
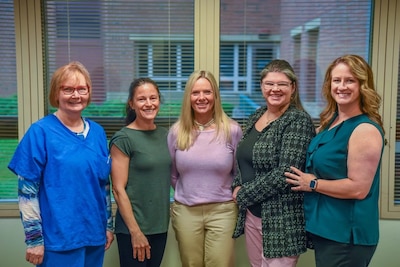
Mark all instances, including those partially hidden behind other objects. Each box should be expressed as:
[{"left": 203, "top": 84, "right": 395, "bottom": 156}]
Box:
[{"left": 9, "top": 54, "right": 384, "bottom": 267}]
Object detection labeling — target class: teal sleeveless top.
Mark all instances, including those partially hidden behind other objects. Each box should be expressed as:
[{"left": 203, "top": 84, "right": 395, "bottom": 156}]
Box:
[{"left": 304, "top": 114, "right": 384, "bottom": 245}]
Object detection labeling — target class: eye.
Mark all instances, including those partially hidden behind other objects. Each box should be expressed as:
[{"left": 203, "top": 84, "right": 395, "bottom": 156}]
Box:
[
  {"left": 77, "top": 87, "right": 88, "bottom": 94},
  {"left": 277, "top": 83, "right": 289, "bottom": 87},
  {"left": 63, "top": 87, "right": 74, "bottom": 94}
]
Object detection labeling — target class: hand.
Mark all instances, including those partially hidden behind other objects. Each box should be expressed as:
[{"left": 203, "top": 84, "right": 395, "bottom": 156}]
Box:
[
  {"left": 232, "top": 186, "right": 241, "bottom": 204},
  {"left": 105, "top": 230, "right": 114, "bottom": 250},
  {"left": 131, "top": 231, "right": 151, "bottom": 262},
  {"left": 26, "top": 245, "right": 44, "bottom": 265},
  {"left": 284, "top": 166, "right": 315, "bottom": 192}
]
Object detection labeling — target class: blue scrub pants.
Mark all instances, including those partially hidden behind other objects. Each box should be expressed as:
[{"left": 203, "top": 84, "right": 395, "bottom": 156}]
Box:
[{"left": 38, "top": 245, "right": 105, "bottom": 267}]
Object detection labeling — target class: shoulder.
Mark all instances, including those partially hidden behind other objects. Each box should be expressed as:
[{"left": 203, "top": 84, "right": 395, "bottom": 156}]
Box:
[
  {"left": 168, "top": 122, "right": 180, "bottom": 136},
  {"left": 26, "top": 115, "right": 54, "bottom": 134},
  {"left": 287, "top": 106, "right": 312, "bottom": 119},
  {"left": 228, "top": 119, "right": 242, "bottom": 130},
  {"left": 252, "top": 106, "right": 267, "bottom": 117},
  {"left": 85, "top": 118, "right": 104, "bottom": 130},
  {"left": 110, "top": 127, "right": 130, "bottom": 142},
  {"left": 156, "top": 125, "right": 168, "bottom": 134},
  {"left": 347, "top": 115, "right": 383, "bottom": 137},
  {"left": 352, "top": 122, "right": 383, "bottom": 141},
  {"left": 283, "top": 107, "right": 314, "bottom": 127},
  {"left": 350, "top": 123, "right": 383, "bottom": 155}
]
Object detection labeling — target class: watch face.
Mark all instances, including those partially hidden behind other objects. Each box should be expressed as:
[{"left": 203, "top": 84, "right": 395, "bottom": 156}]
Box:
[{"left": 310, "top": 179, "right": 317, "bottom": 189}]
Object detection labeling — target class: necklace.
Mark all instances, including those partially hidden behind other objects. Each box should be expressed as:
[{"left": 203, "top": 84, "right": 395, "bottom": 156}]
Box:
[
  {"left": 265, "top": 118, "right": 275, "bottom": 126},
  {"left": 264, "top": 111, "right": 281, "bottom": 126},
  {"left": 194, "top": 118, "right": 215, "bottom": 131}
]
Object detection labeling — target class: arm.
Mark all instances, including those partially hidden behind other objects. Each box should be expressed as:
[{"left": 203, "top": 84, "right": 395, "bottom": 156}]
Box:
[
  {"left": 110, "top": 145, "right": 150, "bottom": 261},
  {"left": 18, "top": 176, "right": 44, "bottom": 265},
  {"left": 232, "top": 124, "right": 244, "bottom": 202},
  {"left": 105, "top": 178, "right": 114, "bottom": 250},
  {"left": 167, "top": 130, "right": 179, "bottom": 189},
  {"left": 286, "top": 123, "right": 383, "bottom": 199}
]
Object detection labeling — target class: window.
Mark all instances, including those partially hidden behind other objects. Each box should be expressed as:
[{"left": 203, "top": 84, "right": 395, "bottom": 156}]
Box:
[
  {"left": 3, "top": 0, "right": 400, "bottom": 219},
  {"left": 0, "top": 0, "right": 18, "bottom": 204},
  {"left": 44, "top": 0, "right": 194, "bottom": 125},
  {"left": 135, "top": 40, "right": 194, "bottom": 92},
  {"left": 220, "top": 0, "right": 372, "bottom": 120},
  {"left": 372, "top": 0, "right": 400, "bottom": 219}
]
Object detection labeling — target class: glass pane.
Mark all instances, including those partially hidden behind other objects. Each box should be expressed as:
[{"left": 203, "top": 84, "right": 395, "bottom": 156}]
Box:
[
  {"left": 0, "top": 0, "right": 18, "bottom": 200},
  {"left": 221, "top": 0, "right": 372, "bottom": 119},
  {"left": 44, "top": 0, "right": 195, "bottom": 125},
  {"left": 395, "top": 45, "right": 400, "bottom": 204}
]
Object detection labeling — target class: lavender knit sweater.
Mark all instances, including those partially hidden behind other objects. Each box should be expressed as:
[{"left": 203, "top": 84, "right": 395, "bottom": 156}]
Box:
[{"left": 167, "top": 122, "right": 243, "bottom": 206}]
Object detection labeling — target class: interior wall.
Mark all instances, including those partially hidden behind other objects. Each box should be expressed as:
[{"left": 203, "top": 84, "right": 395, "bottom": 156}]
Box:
[{"left": 1, "top": 218, "right": 399, "bottom": 267}]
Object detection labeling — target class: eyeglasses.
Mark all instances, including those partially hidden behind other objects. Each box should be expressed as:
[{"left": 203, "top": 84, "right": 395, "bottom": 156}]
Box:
[
  {"left": 262, "top": 82, "right": 292, "bottom": 90},
  {"left": 61, "top": 86, "right": 89, "bottom": 95}
]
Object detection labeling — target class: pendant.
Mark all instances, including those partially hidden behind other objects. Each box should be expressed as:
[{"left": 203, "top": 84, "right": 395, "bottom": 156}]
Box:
[{"left": 198, "top": 125, "right": 204, "bottom": 131}]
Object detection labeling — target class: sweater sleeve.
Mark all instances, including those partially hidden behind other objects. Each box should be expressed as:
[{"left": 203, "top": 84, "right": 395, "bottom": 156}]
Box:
[
  {"left": 105, "top": 178, "right": 114, "bottom": 232},
  {"left": 18, "top": 175, "right": 44, "bottom": 247},
  {"left": 167, "top": 128, "right": 179, "bottom": 189}
]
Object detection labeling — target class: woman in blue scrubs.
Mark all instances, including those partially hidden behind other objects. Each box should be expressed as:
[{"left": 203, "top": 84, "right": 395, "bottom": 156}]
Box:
[{"left": 8, "top": 61, "right": 114, "bottom": 267}]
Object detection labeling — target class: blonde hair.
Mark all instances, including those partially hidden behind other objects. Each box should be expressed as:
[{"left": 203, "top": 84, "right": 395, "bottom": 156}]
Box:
[
  {"left": 173, "top": 70, "right": 234, "bottom": 150},
  {"left": 319, "top": 54, "right": 384, "bottom": 132},
  {"left": 49, "top": 61, "right": 92, "bottom": 107}
]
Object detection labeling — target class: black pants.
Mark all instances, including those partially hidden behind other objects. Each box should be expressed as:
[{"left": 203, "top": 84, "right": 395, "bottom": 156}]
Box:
[
  {"left": 311, "top": 233, "right": 377, "bottom": 267},
  {"left": 116, "top": 232, "right": 168, "bottom": 267}
]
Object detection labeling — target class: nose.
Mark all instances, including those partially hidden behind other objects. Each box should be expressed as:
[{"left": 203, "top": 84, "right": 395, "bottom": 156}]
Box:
[
  {"left": 198, "top": 92, "right": 207, "bottom": 99},
  {"left": 338, "top": 81, "right": 347, "bottom": 89},
  {"left": 71, "top": 89, "right": 80, "bottom": 96},
  {"left": 271, "top": 84, "right": 280, "bottom": 90}
]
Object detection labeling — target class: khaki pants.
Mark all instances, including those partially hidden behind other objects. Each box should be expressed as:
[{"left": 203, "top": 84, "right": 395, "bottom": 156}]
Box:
[{"left": 171, "top": 201, "right": 238, "bottom": 267}]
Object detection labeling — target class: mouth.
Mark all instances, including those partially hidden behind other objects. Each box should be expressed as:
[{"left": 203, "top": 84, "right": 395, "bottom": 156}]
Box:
[
  {"left": 143, "top": 109, "right": 157, "bottom": 114},
  {"left": 336, "top": 92, "right": 351, "bottom": 98}
]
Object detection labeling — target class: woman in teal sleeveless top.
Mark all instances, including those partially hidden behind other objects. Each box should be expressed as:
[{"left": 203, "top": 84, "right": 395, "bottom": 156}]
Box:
[{"left": 285, "top": 55, "right": 385, "bottom": 267}]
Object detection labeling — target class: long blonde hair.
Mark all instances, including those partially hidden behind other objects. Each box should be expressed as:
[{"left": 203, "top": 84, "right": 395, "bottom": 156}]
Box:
[
  {"left": 319, "top": 54, "right": 384, "bottom": 132},
  {"left": 173, "top": 70, "right": 233, "bottom": 150}
]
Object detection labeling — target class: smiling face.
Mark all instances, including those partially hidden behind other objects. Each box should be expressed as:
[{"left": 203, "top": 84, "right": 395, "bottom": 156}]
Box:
[
  {"left": 330, "top": 62, "right": 360, "bottom": 108},
  {"left": 190, "top": 77, "right": 215, "bottom": 120},
  {"left": 57, "top": 72, "right": 90, "bottom": 115},
  {"left": 261, "top": 72, "right": 294, "bottom": 111},
  {"left": 129, "top": 82, "right": 160, "bottom": 122}
]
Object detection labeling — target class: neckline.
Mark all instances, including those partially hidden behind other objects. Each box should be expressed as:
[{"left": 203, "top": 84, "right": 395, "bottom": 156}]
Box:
[
  {"left": 54, "top": 112, "right": 85, "bottom": 134},
  {"left": 76, "top": 119, "right": 86, "bottom": 135},
  {"left": 194, "top": 118, "right": 215, "bottom": 131}
]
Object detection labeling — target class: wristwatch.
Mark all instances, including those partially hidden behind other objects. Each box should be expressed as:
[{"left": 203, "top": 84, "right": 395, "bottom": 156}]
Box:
[{"left": 310, "top": 179, "right": 318, "bottom": 191}]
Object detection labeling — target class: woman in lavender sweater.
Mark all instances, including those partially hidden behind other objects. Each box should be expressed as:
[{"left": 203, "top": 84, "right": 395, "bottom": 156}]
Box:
[{"left": 167, "top": 70, "right": 243, "bottom": 267}]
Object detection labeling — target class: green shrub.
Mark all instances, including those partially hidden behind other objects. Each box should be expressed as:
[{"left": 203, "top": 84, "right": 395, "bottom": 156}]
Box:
[{"left": 0, "top": 95, "right": 235, "bottom": 117}]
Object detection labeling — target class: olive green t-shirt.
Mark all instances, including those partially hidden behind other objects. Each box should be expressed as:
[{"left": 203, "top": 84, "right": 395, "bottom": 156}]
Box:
[{"left": 110, "top": 126, "right": 172, "bottom": 235}]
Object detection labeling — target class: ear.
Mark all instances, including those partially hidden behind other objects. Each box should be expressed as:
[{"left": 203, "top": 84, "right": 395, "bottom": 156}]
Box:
[
  {"left": 291, "top": 82, "right": 296, "bottom": 95},
  {"left": 128, "top": 99, "right": 134, "bottom": 110}
]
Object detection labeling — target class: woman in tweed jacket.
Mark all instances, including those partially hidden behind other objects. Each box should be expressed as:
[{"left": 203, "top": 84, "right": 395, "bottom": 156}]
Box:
[{"left": 232, "top": 59, "right": 316, "bottom": 266}]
